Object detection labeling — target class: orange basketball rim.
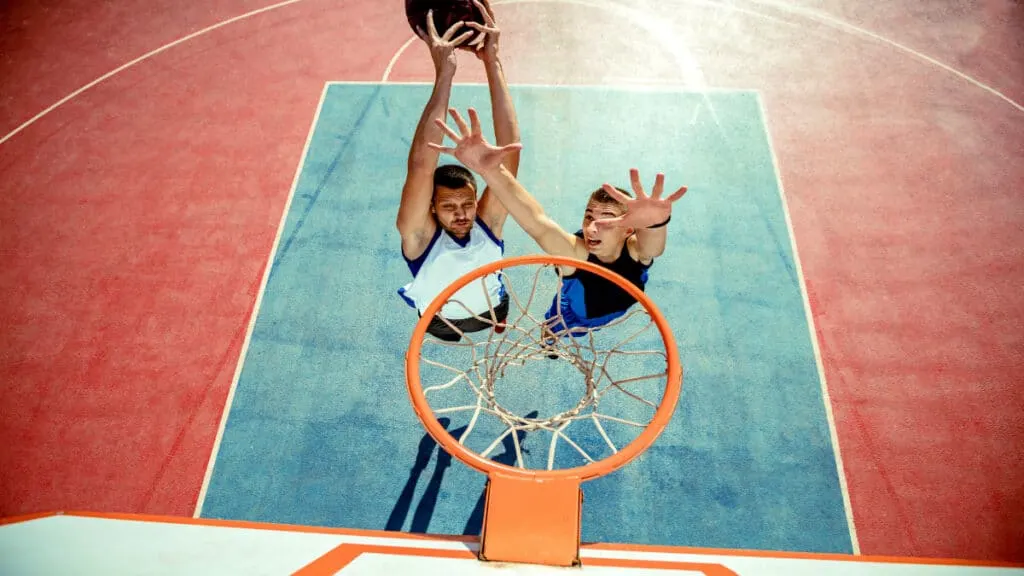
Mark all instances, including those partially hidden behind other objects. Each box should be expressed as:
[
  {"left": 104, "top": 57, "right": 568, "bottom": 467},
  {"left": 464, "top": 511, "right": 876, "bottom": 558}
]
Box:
[{"left": 404, "top": 254, "right": 683, "bottom": 567}]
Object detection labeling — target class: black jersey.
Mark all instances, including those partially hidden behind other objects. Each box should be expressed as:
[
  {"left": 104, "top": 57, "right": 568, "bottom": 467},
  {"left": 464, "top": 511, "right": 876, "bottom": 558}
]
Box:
[{"left": 544, "top": 231, "right": 652, "bottom": 330}]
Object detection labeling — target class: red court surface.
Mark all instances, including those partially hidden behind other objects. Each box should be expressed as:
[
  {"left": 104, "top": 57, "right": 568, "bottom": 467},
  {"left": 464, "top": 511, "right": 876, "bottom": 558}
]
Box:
[{"left": 1, "top": 0, "right": 1022, "bottom": 564}]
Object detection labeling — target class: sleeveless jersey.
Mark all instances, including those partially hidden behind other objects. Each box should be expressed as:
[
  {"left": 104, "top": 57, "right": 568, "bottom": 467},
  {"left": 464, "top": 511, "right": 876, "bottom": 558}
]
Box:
[
  {"left": 399, "top": 217, "right": 504, "bottom": 319},
  {"left": 545, "top": 231, "right": 651, "bottom": 330}
]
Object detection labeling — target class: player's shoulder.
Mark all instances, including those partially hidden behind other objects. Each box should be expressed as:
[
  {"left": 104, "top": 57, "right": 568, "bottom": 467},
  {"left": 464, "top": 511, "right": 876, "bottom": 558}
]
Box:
[
  {"left": 401, "top": 218, "right": 439, "bottom": 261},
  {"left": 627, "top": 236, "right": 654, "bottom": 267}
]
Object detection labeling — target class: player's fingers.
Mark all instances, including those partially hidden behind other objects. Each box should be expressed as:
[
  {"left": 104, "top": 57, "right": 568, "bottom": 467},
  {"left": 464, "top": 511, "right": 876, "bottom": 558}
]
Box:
[
  {"left": 450, "top": 107, "right": 471, "bottom": 136},
  {"left": 426, "top": 10, "right": 440, "bottom": 39},
  {"left": 427, "top": 143, "right": 457, "bottom": 156},
  {"left": 594, "top": 216, "right": 626, "bottom": 228},
  {"left": 665, "top": 186, "right": 689, "bottom": 203},
  {"left": 468, "top": 108, "right": 483, "bottom": 135},
  {"left": 467, "top": 31, "right": 493, "bottom": 51},
  {"left": 434, "top": 118, "right": 462, "bottom": 141},
  {"left": 465, "top": 22, "right": 499, "bottom": 35},
  {"left": 451, "top": 29, "right": 475, "bottom": 46},
  {"left": 601, "top": 183, "right": 633, "bottom": 204},
  {"left": 650, "top": 173, "right": 665, "bottom": 199},
  {"left": 629, "top": 168, "right": 647, "bottom": 198},
  {"left": 441, "top": 20, "right": 465, "bottom": 42},
  {"left": 497, "top": 142, "right": 523, "bottom": 156},
  {"left": 460, "top": 28, "right": 487, "bottom": 51},
  {"left": 474, "top": 0, "right": 496, "bottom": 23},
  {"left": 475, "top": 0, "right": 499, "bottom": 25},
  {"left": 475, "top": 0, "right": 497, "bottom": 24}
]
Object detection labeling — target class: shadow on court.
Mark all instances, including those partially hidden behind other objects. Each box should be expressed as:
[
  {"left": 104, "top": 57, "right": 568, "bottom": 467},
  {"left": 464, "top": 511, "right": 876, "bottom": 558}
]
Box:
[{"left": 386, "top": 412, "right": 539, "bottom": 535}]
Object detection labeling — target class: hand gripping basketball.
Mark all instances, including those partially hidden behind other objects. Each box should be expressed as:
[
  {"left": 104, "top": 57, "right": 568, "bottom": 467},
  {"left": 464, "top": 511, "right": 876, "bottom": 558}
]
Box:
[
  {"left": 466, "top": 0, "right": 501, "bottom": 59},
  {"left": 418, "top": 10, "right": 476, "bottom": 74}
]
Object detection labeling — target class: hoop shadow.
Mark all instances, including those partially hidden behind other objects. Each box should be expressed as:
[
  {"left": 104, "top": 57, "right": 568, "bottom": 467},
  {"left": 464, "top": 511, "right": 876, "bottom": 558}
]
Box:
[{"left": 385, "top": 412, "right": 540, "bottom": 536}]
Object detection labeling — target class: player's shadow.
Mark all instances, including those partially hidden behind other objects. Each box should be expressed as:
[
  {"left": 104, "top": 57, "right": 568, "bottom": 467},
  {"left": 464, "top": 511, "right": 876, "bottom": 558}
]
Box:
[
  {"left": 461, "top": 410, "right": 538, "bottom": 536},
  {"left": 385, "top": 412, "right": 539, "bottom": 536},
  {"left": 385, "top": 417, "right": 455, "bottom": 534}
]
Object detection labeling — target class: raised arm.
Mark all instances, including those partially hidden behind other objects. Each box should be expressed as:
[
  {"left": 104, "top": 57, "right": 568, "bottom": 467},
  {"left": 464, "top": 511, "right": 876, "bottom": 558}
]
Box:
[
  {"left": 396, "top": 14, "right": 475, "bottom": 259},
  {"left": 465, "top": 0, "right": 521, "bottom": 236},
  {"left": 430, "top": 107, "right": 581, "bottom": 259},
  {"left": 478, "top": 165, "right": 578, "bottom": 258},
  {"left": 595, "top": 170, "right": 688, "bottom": 264}
]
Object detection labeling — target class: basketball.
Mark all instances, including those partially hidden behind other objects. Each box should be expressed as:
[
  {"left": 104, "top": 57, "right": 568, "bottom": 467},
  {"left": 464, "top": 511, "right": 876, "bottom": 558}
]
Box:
[{"left": 406, "top": 0, "right": 487, "bottom": 43}]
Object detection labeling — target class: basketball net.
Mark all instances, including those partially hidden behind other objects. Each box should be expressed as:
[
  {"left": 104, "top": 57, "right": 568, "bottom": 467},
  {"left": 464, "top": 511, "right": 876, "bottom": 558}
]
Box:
[{"left": 406, "top": 255, "right": 682, "bottom": 567}]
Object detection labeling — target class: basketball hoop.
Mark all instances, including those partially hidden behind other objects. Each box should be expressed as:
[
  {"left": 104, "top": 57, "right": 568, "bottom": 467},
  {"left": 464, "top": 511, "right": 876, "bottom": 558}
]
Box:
[{"left": 405, "top": 254, "right": 682, "bottom": 567}]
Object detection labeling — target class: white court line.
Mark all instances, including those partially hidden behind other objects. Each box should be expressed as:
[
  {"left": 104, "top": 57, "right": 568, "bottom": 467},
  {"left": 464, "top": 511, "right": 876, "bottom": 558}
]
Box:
[
  {"left": 672, "top": 0, "right": 1023, "bottom": 113},
  {"left": 192, "top": 83, "right": 332, "bottom": 518},
  {"left": 2, "top": 0, "right": 1022, "bottom": 147},
  {"left": 755, "top": 92, "right": 861, "bottom": 555},
  {"left": 382, "top": 0, "right": 707, "bottom": 86},
  {"left": 336, "top": 80, "right": 750, "bottom": 92},
  {"left": 743, "top": 0, "right": 1024, "bottom": 114},
  {"left": 0, "top": 0, "right": 304, "bottom": 147},
  {"left": 382, "top": 36, "right": 419, "bottom": 83}
]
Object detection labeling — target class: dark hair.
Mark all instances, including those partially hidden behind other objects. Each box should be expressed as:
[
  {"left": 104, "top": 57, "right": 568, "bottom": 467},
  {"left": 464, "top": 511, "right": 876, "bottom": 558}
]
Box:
[
  {"left": 588, "top": 186, "right": 631, "bottom": 209},
  {"left": 434, "top": 164, "right": 477, "bottom": 196}
]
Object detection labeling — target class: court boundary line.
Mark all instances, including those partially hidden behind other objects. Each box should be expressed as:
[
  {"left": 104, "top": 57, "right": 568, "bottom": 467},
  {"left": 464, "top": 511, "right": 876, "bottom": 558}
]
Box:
[
  {"left": 754, "top": 92, "right": 860, "bottom": 554},
  {"left": 382, "top": 36, "right": 419, "bottom": 82},
  {"left": 382, "top": 0, "right": 707, "bottom": 86},
  {"left": 192, "top": 82, "right": 332, "bottom": 518},
  {"left": 7, "top": 511, "right": 1024, "bottom": 568},
  {"left": 741, "top": 0, "right": 1024, "bottom": 114},
  {"left": 332, "top": 80, "right": 754, "bottom": 92},
  {"left": 0, "top": 0, "right": 304, "bottom": 147},
  {"left": 2, "top": 0, "right": 1022, "bottom": 147}
]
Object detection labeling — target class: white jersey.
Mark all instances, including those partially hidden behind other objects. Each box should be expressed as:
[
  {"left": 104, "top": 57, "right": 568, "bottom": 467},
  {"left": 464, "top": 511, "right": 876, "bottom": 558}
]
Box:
[{"left": 399, "top": 217, "right": 504, "bottom": 320}]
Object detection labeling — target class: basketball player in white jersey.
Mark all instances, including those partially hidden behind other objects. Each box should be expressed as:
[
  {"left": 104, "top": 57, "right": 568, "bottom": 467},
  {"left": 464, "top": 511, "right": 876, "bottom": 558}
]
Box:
[{"left": 396, "top": 2, "right": 521, "bottom": 342}]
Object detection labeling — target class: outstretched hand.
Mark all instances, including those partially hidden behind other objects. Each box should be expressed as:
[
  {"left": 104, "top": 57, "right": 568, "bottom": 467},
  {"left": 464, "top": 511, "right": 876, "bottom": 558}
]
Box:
[
  {"left": 429, "top": 107, "right": 523, "bottom": 174},
  {"left": 416, "top": 10, "right": 476, "bottom": 75},
  {"left": 594, "top": 169, "right": 688, "bottom": 230}
]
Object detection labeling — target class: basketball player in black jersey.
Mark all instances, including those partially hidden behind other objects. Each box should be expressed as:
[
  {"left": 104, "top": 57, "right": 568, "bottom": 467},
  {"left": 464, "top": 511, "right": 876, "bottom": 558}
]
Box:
[{"left": 428, "top": 107, "right": 688, "bottom": 336}]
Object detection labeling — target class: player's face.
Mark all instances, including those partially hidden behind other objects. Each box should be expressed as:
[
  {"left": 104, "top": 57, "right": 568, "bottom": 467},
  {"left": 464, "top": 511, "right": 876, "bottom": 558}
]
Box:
[
  {"left": 433, "top": 185, "right": 477, "bottom": 238},
  {"left": 582, "top": 201, "right": 632, "bottom": 260}
]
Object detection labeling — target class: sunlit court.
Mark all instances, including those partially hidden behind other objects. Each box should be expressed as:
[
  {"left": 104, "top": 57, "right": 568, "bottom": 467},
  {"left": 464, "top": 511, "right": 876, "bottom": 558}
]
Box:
[{"left": 1, "top": 0, "right": 1022, "bottom": 573}]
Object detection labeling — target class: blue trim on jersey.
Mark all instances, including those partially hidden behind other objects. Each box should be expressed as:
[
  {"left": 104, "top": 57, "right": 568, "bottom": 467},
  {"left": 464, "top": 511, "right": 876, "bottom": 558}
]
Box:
[
  {"left": 476, "top": 216, "right": 507, "bottom": 298},
  {"left": 448, "top": 230, "right": 471, "bottom": 248},
  {"left": 542, "top": 238, "right": 652, "bottom": 334},
  {"left": 397, "top": 286, "right": 418, "bottom": 310},
  {"left": 403, "top": 217, "right": 503, "bottom": 278},
  {"left": 544, "top": 277, "right": 629, "bottom": 334},
  {"left": 475, "top": 216, "right": 504, "bottom": 252},
  {"left": 402, "top": 226, "right": 443, "bottom": 277}
]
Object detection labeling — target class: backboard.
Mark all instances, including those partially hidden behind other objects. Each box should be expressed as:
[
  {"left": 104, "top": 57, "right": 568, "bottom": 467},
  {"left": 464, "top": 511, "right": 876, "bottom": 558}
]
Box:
[{"left": 2, "top": 512, "right": 1020, "bottom": 575}]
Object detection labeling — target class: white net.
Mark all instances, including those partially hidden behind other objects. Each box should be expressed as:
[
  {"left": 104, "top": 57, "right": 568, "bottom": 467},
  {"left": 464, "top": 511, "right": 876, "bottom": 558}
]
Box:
[{"left": 414, "top": 260, "right": 673, "bottom": 472}]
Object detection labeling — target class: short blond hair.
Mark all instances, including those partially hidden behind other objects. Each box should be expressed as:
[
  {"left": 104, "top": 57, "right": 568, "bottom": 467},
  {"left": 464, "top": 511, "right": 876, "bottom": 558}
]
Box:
[{"left": 588, "top": 186, "right": 631, "bottom": 210}]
